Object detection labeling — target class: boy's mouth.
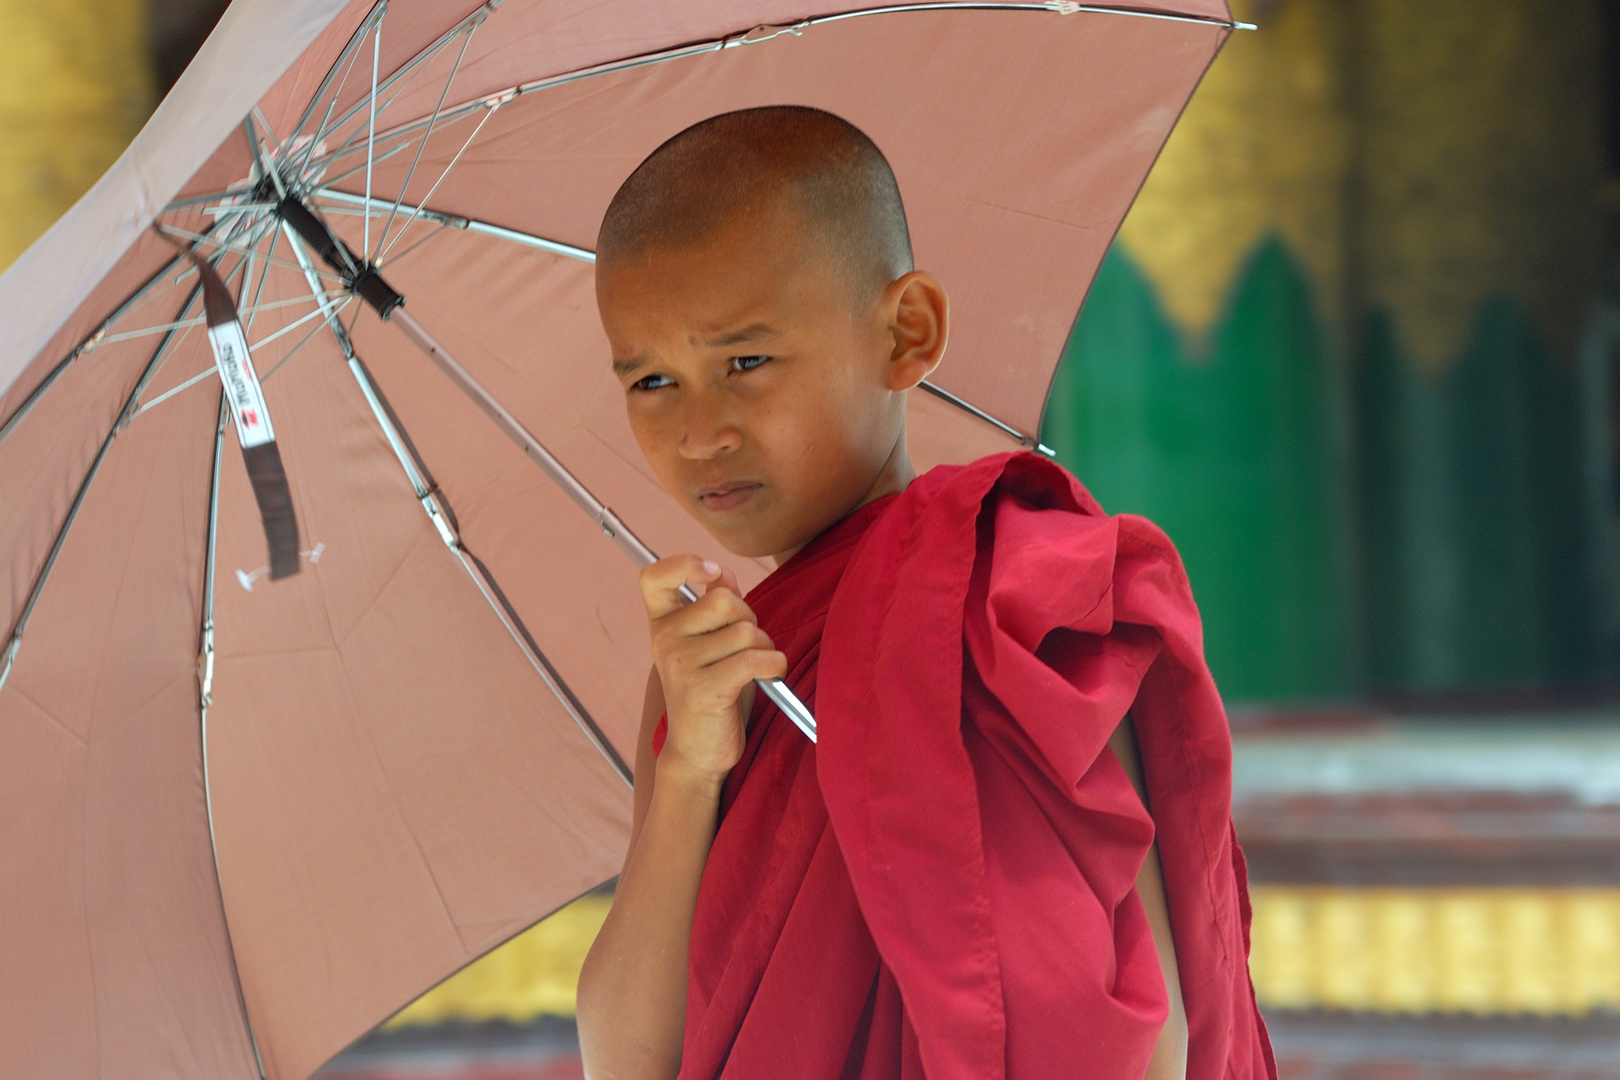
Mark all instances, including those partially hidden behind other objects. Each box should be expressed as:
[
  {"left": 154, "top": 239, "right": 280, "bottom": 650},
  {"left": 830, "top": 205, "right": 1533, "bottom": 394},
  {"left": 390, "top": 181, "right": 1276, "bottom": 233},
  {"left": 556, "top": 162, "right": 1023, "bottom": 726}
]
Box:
[{"left": 695, "top": 481, "right": 763, "bottom": 512}]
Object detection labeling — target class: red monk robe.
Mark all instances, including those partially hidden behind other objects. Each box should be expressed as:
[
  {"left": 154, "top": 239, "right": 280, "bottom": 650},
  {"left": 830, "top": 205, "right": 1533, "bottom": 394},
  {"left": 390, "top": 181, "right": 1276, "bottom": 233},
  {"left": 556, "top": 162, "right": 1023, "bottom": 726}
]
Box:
[{"left": 660, "top": 452, "right": 1275, "bottom": 1080}]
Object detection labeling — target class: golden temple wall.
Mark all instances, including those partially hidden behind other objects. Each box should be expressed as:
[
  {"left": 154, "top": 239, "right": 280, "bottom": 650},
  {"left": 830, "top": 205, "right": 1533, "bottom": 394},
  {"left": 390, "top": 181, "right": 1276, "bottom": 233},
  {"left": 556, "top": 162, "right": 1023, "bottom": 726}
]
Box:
[
  {"left": 0, "top": 0, "right": 151, "bottom": 270},
  {"left": 1121, "top": 0, "right": 1607, "bottom": 368}
]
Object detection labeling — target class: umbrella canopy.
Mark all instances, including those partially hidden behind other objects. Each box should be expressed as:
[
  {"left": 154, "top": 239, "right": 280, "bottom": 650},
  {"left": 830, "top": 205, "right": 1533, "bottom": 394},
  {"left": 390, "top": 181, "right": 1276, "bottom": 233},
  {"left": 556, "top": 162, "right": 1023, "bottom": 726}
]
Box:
[{"left": 0, "top": 2, "right": 1236, "bottom": 1077}]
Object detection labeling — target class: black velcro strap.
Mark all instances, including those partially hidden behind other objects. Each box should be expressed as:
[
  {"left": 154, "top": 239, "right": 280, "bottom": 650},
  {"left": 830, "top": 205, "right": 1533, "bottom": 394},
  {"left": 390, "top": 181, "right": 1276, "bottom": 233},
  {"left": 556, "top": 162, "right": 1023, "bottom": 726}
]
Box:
[{"left": 241, "top": 441, "right": 301, "bottom": 580}]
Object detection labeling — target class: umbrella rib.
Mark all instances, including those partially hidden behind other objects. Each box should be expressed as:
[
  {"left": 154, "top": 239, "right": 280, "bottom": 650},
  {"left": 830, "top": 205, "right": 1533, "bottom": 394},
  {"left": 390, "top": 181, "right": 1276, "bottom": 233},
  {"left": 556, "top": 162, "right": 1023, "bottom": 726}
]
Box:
[
  {"left": 250, "top": 106, "right": 287, "bottom": 169},
  {"left": 812, "top": 2, "right": 1257, "bottom": 31},
  {"left": 371, "top": 221, "right": 447, "bottom": 267},
  {"left": 165, "top": 189, "right": 264, "bottom": 211},
  {"left": 241, "top": 220, "right": 282, "bottom": 334},
  {"left": 195, "top": 391, "right": 271, "bottom": 1080},
  {"left": 292, "top": 39, "right": 367, "bottom": 180},
  {"left": 237, "top": 222, "right": 266, "bottom": 335},
  {"left": 125, "top": 226, "right": 277, "bottom": 417},
  {"left": 287, "top": 19, "right": 378, "bottom": 184},
  {"left": 305, "top": 137, "right": 418, "bottom": 192},
  {"left": 306, "top": 7, "right": 492, "bottom": 176},
  {"left": 377, "top": 101, "right": 499, "bottom": 265},
  {"left": 283, "top": 1, "right": 389, "bottom": 165},
  {"left": 363, "top": 17, "right": 381, "bottom": 259},
  {"left": 129, "top": 365, "right": 220, "bottom": 420},
  {"left": 917, "top": 380, "right": 1054, "bottom": 454},
  {"left": 305, "top": 108, "right": 465, "bottom": 182},
  {"left": 0, "top": 219, "right": 229, "bottom": 451},
  {"left": 313, "top": 188, "right": 595, "bottom": 263},
  {"left": 454, "top": 541, "right": 635, "bottom": 786},
  {"left": 132, "top": 294, "right": 351, "bottom": 425},
  {"left": 258, "top": 299, "right": 354, "bottom": 383},
  {"left": 373, "top": 21, "right": 477, "bottom": 261},
  {"left": 99, "top": 293, "right": 338, "bottom": 347},
  {"left": 279, "top": 226, "right": 634, "bottom": 785},
  {"left": 243, "top": 113, "right": 287, "bottom": 205},
  {"left": 325, "top": 1, "right": 1244, "bottom": 159},
  {"left": 155, "top": 223, "right": 345, "bottom": 282},
  {"left": 0, "top": 282, "right": 202, "bottom": 691}
]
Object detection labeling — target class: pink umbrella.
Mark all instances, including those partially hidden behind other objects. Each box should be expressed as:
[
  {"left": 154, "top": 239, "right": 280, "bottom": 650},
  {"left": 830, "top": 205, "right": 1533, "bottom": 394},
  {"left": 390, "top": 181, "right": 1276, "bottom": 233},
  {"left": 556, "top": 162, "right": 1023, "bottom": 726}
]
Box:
[{"left": 0, "top": 2, "right": 1241, "bottom": 1077}]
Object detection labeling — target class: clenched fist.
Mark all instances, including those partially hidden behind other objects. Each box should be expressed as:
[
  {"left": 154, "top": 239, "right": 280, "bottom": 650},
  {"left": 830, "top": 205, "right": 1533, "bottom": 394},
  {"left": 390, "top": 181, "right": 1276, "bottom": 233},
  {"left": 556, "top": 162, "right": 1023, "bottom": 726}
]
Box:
[{"left": 640, "top": 555, "right": 787, "bottom": 789}]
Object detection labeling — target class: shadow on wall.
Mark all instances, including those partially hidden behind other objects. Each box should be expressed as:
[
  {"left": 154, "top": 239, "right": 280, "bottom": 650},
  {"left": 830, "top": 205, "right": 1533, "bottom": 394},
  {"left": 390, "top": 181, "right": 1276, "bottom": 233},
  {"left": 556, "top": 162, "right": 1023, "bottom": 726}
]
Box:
[
  {"left": 1356, "top": 298, "right": 1608, "bottom": 694},
  {"left": 148, "top": 0, "right": 231, "bottom": 95}
]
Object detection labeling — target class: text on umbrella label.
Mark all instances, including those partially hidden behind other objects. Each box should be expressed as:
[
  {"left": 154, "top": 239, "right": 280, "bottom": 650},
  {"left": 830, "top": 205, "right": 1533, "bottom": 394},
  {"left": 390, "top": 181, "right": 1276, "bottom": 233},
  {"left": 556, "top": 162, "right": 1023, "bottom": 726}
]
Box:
[{"left": 208, "top": 319, "right": 276, "bottom": 448}]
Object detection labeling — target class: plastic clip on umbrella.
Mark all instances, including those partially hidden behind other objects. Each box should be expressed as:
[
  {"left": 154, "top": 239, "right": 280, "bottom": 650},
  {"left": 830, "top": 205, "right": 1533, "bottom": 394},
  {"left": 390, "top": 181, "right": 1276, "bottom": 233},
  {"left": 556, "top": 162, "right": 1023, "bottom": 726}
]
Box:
[{"left": 0, "top": 2, "right": 1244, "bottom": 1078}]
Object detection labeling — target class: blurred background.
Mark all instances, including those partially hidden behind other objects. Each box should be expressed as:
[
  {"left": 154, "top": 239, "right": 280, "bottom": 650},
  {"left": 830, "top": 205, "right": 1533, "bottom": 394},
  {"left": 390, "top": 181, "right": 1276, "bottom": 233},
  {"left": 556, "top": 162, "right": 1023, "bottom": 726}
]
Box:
[{"left": 5, "top": 1, "right": 1619, "bottom": 1077}]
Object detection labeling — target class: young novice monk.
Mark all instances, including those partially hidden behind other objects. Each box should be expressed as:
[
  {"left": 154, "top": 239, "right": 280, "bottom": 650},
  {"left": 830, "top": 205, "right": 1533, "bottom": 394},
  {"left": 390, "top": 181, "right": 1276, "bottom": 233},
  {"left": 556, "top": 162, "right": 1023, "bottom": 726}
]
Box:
[{"left": 576, "top": 106, "right": 1275, "bottom": 1080}]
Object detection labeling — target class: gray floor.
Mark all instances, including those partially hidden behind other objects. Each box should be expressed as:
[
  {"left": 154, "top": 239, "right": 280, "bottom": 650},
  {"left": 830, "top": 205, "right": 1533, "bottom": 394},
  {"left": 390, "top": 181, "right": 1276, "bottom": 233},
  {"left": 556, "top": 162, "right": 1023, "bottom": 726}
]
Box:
[
  {"left": 1266, "top": 1011, "right": 1620, "bottom": 1079},
  {"left": 1231, "top": 709, "right": 1620, "bottom": 807},
  {"left": 316, "top": 1012, "right": 1620, "bottom": 1079}
]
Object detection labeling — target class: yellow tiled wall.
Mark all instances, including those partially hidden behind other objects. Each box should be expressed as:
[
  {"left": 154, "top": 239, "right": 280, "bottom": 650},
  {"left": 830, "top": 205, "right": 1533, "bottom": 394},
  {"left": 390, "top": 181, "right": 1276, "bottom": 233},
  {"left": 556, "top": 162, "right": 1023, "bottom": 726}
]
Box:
[
  {"left": 0, "top": 0, "right": 151, "bottom": 270},
  {"left": 387, "top": 895, "right": 611, "bottom": 1028},
  {"left": 389, "top": 886, "right": 1620, "bottom": 1027},
  {"left": 1248, "top": 886, "right": 1620, "bottom": 1016}
]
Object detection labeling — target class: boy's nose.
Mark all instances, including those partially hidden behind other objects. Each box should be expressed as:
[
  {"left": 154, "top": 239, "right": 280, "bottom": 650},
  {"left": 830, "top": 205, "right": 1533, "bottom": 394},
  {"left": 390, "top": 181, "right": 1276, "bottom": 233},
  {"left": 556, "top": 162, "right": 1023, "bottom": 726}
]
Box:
[{"left": 677, "top": 401, "right": 743, "bottom": 460}]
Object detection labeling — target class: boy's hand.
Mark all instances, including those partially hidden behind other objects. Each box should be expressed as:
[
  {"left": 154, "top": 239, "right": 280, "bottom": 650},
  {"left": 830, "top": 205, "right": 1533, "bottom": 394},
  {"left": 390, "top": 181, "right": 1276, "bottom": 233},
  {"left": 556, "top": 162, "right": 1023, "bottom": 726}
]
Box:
[{"left": 640, "top": 555, "right": 787, "bottom": 790}]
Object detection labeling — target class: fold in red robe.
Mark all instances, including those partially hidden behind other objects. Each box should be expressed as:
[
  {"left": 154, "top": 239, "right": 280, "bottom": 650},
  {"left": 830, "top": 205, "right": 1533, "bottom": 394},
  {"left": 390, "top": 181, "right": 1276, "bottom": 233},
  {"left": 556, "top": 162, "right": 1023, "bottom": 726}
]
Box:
[{"left": 675, "top": 452, "right": 1275, "bottom": 1080}]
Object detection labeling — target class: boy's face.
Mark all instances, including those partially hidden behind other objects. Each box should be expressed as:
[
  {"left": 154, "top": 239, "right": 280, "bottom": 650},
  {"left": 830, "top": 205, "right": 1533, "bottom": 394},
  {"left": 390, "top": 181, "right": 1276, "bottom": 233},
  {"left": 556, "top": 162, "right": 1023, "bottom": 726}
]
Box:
[{"left": 597, "top": 199, "right": 912, "bottom": 560}]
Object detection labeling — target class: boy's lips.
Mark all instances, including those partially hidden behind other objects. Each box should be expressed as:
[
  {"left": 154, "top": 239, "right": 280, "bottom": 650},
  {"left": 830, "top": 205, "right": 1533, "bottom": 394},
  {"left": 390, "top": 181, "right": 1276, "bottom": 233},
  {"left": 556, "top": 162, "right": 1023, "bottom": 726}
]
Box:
[{"left": 695, "top": 481, "right": 763, "bottom": 512}]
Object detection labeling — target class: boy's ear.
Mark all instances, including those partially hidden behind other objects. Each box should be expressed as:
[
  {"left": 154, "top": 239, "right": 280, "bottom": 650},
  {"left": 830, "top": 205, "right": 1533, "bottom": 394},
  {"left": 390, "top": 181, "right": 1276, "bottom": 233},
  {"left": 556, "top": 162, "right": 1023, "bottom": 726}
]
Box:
[{"left": 883, "top": 271, "right": 948, "bottom": 392}]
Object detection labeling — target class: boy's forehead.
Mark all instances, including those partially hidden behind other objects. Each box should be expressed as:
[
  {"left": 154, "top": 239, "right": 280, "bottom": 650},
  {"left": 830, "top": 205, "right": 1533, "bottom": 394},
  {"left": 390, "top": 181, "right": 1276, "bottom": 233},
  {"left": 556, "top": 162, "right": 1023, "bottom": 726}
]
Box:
[
  {"left": 605, "top": 193, "right": 813, "bottom": 275},
  {"left": 597, "top": 207, "right": 839, "bottom": 330},
  {"left": 599, "top": 266, "right": 795, "bottom": 353}
]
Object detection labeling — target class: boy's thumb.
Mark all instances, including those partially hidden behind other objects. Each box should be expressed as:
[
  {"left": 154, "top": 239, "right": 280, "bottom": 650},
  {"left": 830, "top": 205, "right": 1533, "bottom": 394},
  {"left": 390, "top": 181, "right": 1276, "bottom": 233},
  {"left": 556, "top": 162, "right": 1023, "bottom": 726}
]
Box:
[{"left": 705, "top": 568, "right": 743, "bottom": 597}]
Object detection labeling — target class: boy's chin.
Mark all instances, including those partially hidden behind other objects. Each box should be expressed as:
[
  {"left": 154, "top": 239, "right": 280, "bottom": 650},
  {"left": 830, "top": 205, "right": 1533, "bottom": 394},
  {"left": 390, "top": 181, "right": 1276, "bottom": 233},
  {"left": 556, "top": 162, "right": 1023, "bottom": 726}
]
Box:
[
  {"left": 694, "top": 511, "right": 808, "bottom": 562},
  {"left": 703, "top": 524, "right": 793, "bottom": 561}
]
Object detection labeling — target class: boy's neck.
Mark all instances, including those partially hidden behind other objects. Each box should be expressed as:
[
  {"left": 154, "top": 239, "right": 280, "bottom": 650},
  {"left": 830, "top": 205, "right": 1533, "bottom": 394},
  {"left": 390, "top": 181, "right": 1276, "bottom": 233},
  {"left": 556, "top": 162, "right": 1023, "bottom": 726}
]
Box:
[{"left": 771, "top": 433, "right": 914, "bottom": 567}]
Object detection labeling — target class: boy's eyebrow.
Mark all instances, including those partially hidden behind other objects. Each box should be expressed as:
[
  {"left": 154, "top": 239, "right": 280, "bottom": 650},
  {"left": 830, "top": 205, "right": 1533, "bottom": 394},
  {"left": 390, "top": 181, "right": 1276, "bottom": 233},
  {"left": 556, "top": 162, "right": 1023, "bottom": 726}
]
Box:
[
  {"left": 611, "top": 324, "right": 779, "bottom": 377},
  {"left": 701, "top": 322, "right": 776, "bottom": 348}
]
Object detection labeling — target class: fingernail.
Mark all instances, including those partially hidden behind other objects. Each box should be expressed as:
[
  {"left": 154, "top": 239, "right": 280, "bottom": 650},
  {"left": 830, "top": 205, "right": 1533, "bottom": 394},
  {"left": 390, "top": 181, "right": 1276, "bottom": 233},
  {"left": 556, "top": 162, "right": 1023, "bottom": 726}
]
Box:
[{"left": 702, "top": 560, "right": 720, "bottom": 576}]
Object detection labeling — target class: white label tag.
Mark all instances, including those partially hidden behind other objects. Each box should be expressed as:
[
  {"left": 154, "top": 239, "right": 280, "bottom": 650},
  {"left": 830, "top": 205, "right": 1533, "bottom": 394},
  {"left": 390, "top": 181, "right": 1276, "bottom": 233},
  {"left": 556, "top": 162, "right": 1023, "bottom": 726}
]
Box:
[{"left": 207, "top": 320, "right": 275, "bottom": 448}]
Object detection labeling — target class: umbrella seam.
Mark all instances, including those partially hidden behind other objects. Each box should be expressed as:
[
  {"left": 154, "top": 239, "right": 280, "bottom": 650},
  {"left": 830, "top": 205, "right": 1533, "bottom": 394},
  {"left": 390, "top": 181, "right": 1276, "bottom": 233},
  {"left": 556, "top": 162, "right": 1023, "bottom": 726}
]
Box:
[
  {"left": 0, "top": 227, "right": 218, "bottom": 452},
  {"left": 1, "top": 281, "right": 203, "bottom": 695},
  {"left": 330, "top": 527, "right": 437, "bottom": 653},
  {"left": 194, "top": 389, "right": 268, "bottom": 1079},
  {"left": 3, "top": 682, "right": 89, "bottom": 748},
  {"left": 81, "top": 780, "right": 103, "bottom": 1076},
  {"left": 329, "top": 643, "right": 465, "bottom": 945}
]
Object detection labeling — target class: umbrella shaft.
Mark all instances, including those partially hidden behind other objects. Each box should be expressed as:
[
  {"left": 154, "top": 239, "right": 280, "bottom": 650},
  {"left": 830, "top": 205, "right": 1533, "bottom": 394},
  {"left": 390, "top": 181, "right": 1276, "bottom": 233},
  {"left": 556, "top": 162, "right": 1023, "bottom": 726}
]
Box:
[
  {"left": 387, "top": 308, "right": 818, "bottom": 743},
  {"left": 389, "top": 309, "right": 648, "bottom": 562}
]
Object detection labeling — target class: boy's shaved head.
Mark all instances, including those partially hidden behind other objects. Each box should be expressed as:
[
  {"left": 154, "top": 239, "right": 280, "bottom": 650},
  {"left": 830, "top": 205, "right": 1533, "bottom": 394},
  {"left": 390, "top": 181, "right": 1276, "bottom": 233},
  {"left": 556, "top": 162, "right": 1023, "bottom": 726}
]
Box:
[
  {"left": 598, "top": 106, "right": 913, "bottom": 301},
  {"left": 596, "top": 107, "right": 947, "bottom": 560}
]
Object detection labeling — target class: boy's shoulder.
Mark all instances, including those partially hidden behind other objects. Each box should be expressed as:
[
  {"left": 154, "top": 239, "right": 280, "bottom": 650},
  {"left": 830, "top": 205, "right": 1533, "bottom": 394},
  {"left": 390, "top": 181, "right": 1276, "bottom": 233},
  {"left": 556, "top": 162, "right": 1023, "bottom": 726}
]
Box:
[
  {"left": 875, "top": 451, "right": 1185, "bottom": 594},
  {"left": 824, "top": 451, "right": 1201, "bottom": 680}
]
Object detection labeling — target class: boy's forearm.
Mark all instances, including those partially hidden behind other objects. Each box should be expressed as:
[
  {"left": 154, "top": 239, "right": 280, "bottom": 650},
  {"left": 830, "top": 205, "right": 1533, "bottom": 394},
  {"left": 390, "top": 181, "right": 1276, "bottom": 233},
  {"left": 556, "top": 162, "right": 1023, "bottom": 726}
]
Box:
[{"left": 577, "top": 759, "right": 723, "bottom": 1080}]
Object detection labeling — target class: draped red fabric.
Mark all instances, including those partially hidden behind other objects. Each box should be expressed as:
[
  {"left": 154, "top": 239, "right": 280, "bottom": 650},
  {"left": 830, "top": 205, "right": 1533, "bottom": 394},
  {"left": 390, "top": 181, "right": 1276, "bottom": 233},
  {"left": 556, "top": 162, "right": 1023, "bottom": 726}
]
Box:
[{"left": 675, "top": 452, "right": 1275, "bottom": 1080}]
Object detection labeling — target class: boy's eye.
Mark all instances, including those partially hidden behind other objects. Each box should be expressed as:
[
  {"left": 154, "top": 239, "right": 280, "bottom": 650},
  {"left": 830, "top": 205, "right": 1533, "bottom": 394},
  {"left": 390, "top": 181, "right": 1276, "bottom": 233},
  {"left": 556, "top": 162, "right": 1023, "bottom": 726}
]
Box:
[
  {"left": 631, "top": 373, "right": 675, "bottom": 392},
  {"left": 730, "top": 355, "right": 771, "bottom": 373}
]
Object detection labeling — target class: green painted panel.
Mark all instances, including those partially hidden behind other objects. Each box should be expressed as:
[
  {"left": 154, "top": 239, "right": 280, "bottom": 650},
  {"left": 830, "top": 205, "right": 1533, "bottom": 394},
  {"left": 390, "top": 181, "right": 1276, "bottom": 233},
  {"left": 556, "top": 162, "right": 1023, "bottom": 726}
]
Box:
[
  {"left": 1043, "top": 237, "right": 1352, "bottom": 702},
  {"left": 1048, "top": 236, "right": 1605, "bottom": 701},
  {"left": 1355, "top": 299, "right": 1602, "bottom": 690}
]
